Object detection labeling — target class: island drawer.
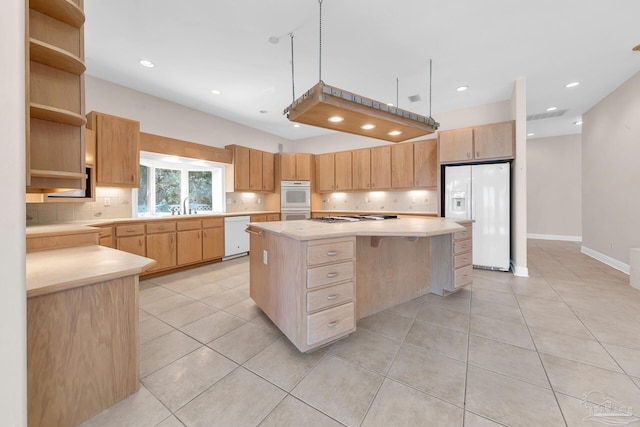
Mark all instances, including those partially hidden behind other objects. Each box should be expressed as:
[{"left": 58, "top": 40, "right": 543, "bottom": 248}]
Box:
[
  {"left": 307, "top": 282, "right": 354, "bottom": 312},
  {"left": 307, "top": 240, "right": 354, "bottom": 266},
  {"left": 455, "top": 265, "right": 473, "bottom": 288},
  {"left": 454, "top": 226, "right": 472, "bottom": 241},
  {"left": 177, "top": 220, "right": 202, "bottom": 231},
  {"left": 307, "top": 302, "right": 355, "bottom": 346},
  {"left": 116, "top": 224, "right": 145, "bottom": 237},
  {"left": 307, "top": 261, "right": 354, "bottom": 289},
  {"left": 454, "top": 252, "right": 472, "bottom": 268},
  {"left": 453, "top": 239, "right": 472, "bottom": 255},
  {"left": 146, "top": 222, "right": 176, "bottom": 234}
]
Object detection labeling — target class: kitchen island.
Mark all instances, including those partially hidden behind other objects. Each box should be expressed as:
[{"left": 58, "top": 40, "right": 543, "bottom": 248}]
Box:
[{"left": 247, "top": 217, "right": 472, "bottom": 352}]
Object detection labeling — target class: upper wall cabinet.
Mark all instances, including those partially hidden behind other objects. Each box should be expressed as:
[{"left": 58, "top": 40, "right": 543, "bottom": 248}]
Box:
[
  {"left": 391, "top": 143, "right": 414, "bottom": 188},
  {"left": 279, "top": 153, "right": 312, "bottom": 181},
  {"left": 87, "top": 112, "right": 140, "bottom": 187},
  {"left": 351, "top": 149, "right": 371, "bottom": 190},
  {"left": 334, "top": 151, "right": 352, "bottom": 191},
  {"left": 370, "top": 146, "right": 391, "bottom": 190},
  {"left": 226, "top": 145, "right": 275, "bottom": 192},
  {"left": 439, "top": 121, "right": 514, "bottom": 164},
  {"left": 315, "top": 153, "right": 335, "bottom": 192},
  {"left": 26, "top": 0, "right": 87, "bottom": 193},
  {"left": 413, "top": 139, "right": 437, "bottom": 188}
]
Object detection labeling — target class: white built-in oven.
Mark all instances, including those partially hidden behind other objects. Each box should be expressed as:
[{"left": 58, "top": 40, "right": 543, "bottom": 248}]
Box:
[
  {"left": 281, "top": 181, "right": 310, "bottom": 209},
  {"left": 280, "top": 209, "right": 311, "bottom": 221}
]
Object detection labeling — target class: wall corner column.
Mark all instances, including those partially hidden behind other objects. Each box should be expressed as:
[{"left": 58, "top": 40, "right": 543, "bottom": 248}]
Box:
[{"left": 511, "top": 78, "right": 528, "bottom": 277}]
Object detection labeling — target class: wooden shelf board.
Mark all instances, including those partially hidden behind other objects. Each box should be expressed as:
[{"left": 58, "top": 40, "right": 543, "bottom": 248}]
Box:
[
  {"left": 29, "top": 0, "right": 84, "bottom": 28},
  {"left": 30, "top": 103, "right": 86, "bottom": 126},
  {"left": 30, "top": 38, "right": 85, "bottom": 75},
  {"left": 30, "top": 169, "right": 85, "bottom": 179}
]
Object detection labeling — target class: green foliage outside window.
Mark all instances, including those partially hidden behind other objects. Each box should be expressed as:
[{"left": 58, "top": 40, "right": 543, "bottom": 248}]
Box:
[
  {"left": 138, "top": 165, "right": 149, "bottom": 213},
  {"left": 155, "top": 168, "right": 181, "bottom": 212},
  {"left": 188, "top": 171, "right": 212, "bottom": 210}
]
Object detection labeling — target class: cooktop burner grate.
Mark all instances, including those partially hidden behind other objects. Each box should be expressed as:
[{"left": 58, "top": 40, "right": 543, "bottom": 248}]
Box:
[{"left": 308, "top": 214, "right": 398, "bottom": 223}]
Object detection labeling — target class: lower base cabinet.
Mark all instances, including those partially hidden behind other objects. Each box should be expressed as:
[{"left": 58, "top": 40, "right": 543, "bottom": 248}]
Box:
[
  {"left": 146, "top": 233, "right": 176, "bottom": 272},
  {"left": 430, "top": 221, "right": 473, "bottom": 295},
  {"left": 117, "top": 235, "right": 146, "bottom": 257},
  {"left": 203, "top": 225, "right": 224, "bottom": 260},
  {"left": 177, "top": 229, "right": 202, "bottom": 265}
]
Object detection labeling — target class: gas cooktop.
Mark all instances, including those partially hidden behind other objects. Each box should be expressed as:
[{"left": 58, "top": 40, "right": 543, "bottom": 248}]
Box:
[{"left": 309, "top": 214, "right": 398, "bottom": 223}]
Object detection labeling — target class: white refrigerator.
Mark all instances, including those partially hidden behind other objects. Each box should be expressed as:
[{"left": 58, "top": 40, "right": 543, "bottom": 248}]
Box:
[{"left": 444, "top": 163, "right": 510, "bottom": 271}]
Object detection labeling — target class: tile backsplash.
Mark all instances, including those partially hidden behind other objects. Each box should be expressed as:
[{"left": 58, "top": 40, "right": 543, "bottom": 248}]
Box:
[
  {"left": 320, "top": 190, "right": 438, "bottom": 213},
  {"left": 225, "top": 192, "right": 266, "bottom": 213},
  {"left": 26, "top": 187, "right": 133, "bottom": 226}
]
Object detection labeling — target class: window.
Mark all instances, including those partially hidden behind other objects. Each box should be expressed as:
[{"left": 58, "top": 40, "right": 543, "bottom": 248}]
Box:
[{"left": 137, "top": 152, "right": 225, "bottom": 216}]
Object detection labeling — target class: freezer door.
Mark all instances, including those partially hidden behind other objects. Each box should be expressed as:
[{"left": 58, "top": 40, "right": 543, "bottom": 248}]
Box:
[
  {"left": 444, "top": 166, "right": 471, "bottom": 220},
  {"left": 471, "top": 163, "right": 510, "bottom": 271}
]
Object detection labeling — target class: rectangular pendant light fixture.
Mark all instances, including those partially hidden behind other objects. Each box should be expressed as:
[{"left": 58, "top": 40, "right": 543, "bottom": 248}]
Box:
[{"left": 284, "top": 82, "right": 439, "bottom": 142}]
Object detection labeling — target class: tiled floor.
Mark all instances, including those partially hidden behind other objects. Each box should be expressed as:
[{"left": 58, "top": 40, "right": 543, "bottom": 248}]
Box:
[{"left": 81, "top": 240, "right": 640, "bottom": 426}]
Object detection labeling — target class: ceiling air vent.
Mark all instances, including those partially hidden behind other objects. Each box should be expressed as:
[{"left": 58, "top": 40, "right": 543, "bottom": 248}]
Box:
[
  {"left": 527, "top": 109, "right": 568, "bottom": 121},
  {"left": 408, "top": 94, "right": 421, "bottom": 103}
]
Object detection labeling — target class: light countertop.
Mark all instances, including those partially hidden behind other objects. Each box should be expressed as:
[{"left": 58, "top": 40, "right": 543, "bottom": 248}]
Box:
[
  {"left": 26, "top": 245, "right": 156, "bottom": 298},
  {"left": 249, "top": 217, "right": 465, "bottom": 241}
]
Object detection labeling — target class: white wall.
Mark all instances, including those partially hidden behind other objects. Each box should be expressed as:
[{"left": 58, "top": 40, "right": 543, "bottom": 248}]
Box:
[
  {"left": 527, "top": 134, "right": 582, "bottom": 240},
  {"left": 511, "top": 79, "right": 528, "bottom": 277},
  {"left": 582, "top": 71, "right": 640, "bottom": 271},
  {"left": 0, "top": 0, "right": 27, "bottom": 424},
  {"left": 86, "top": 76, "right": 288, "bottom": 153}
]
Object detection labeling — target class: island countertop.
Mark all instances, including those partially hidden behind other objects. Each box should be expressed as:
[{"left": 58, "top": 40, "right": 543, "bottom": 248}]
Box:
[{"left": 248, "top": 217, "right": 465, "bottom": 241}]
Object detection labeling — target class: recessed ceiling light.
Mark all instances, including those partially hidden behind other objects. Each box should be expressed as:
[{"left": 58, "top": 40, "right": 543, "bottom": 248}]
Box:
[
  {"left": 211, "top": 89, "right": 222, "bottom": 95},
  {"left": 139, "top": 59, "right": 155, "bottom": 68},
  {"left": 527, "top": 133, "right": 535, "bottom": 136},
  {"left": 386, "top": 103, "right": 394, "bottom": 107},
  {"left": 293, "top": 124, "right": 301, "bottom": 128},
  {"left": 360, "top": 124, "right": 376, "bottom": 130},
  {"left": 456, "top": 86, "right": 469, "bottom": 92},
  {"left": 328, "top": 116, "right": 344, "bottom": 123},
  {"left": 546, "top": 107, "right": 558, "bottom": 112},
  {"left": 574, "top": 120, "right": 583, "bottom": 125},
  {"left": 388, "top": 130, "right": 402, "bottom": 136},
  {"left": 565, "top": 82, "right": 580, "bottom": 88}
]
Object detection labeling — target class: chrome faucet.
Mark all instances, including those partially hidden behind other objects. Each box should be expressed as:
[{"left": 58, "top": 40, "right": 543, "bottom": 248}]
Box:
[{"left": 182, "top": 197, "right": 190, "bottom": 215}]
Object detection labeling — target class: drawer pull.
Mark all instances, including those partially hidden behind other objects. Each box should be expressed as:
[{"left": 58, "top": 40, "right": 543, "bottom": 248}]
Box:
[
  {"left": 327, "top": 321, "right": 340, "bottom": 328},
  {"left": 326, "top": 272, "right": 339, "bottom": 278},
  {"left": 126, "top": 228, "right": 135, "bottom": 232},
  {"left": 326, "top": 294, "right": 338, "bottom": 300},
  {"left": 326, "top": 250, "right": 339, "bottom": 256}
]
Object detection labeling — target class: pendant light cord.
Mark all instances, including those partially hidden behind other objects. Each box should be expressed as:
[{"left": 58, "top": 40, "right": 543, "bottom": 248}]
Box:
[
  {"left": 429, "top": 58, "right": 433, "bottom": 117},
  {"left": 290, "top": 33, "right": 295, "bottom": 103},
  {"left": 318, "top": 0, "right": 323, "bottom": 82}
]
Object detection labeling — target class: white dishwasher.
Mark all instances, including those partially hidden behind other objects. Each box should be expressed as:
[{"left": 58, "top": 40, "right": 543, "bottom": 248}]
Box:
[{"left": 224, "top": 216, "right": 250, "bottom": 260}]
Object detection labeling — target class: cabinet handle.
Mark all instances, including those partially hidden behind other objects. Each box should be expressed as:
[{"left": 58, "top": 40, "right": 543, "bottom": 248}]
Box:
[
  {"left": 126, "top": 228, "right": 135, "bottom": 232},
  {"left": 326, "top": 272, "right": 339, "bottom": 278},
  {"left": 326, "top": 294, "right": 338, "bottom": 300},
  {"left": 138, "top": 238, "right": 142, "bottom": 247},
  {"left": 203, "top": 231, "right": 207, "bottom": 238},
  {"left": 197, "top": 232, "right": 201, "bottom": 239},
  {"left": 327, "top": 321, "right": 340, "bottom": 328},
  {"left": 476, "top": 151, "right": 480, "bottom": 157},
  {"left": 326, "top": 250, "right": 339, "bottom": 256}
]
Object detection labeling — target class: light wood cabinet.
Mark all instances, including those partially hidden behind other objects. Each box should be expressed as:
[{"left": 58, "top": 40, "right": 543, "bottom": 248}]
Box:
[
  {"left": 279, "top": 153, "right": 312, "bottom": 181},
  {"left": 26, "top": 0, "right": 87, "bottom": 193},
  {"left": 249, "top": 149, "right": 263, "bottom": 191},
  {"left": 267, "top": 213, "right": 280, "bottom": 221},
  {"left": 262, "top": 151, "right": 275, "bottom": 192},
  {"left": 351, "top": 149, "right": 371, "bottom": 190},
  {"left": 117, "top": 235, "right": 146, "bottom": 257},
  {"left": 315, "top": 153, "right": 335, "bottom": 192},
  {"left": 227, "top": 145, "right": 275, "bottom": 192},
  {"left": 391, "top": 143, "right": 414, "bottom": 188},
  {"left": 250, "top": 214, "right": 267, "bottom": 222},
  {"left": 87, "top": 112, "right": 140, "bottom": 187},
  {"left": 231, "top": 145, "right": 250, "bottom": 191},
  {"left": 98, "top": 225, "right": 113, "bottom": 248},
  {"left": 370, "top": 146, "right": 391, "bottom": 189},
  {"left": 439, "top": 128, "right": 473, "bottom": 163},
  {"left": 146, "top": 232, "right": 177, "bottom": 272},
  {"left": 430, "top": 221, "right": 473, "bottom": 295},
  {"left": 439, "top": 121, "right": 514, "bottom": 164},
  {"left": 334, "top": 151, "right": 352, "bottom": 191},
  {"left": 413, "top": 139, "right": 438, "bottom": 188},
  {"left": 202, "top": 218, "right": 224, "bottom": 261},
  {"left": 177, "top": 220, "right": 202, "bottom": 265}
]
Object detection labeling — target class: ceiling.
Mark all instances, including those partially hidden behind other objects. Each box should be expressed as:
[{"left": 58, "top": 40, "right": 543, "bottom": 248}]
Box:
[{"left": 84, "top": 0, "right": 640, "bottom": 141}]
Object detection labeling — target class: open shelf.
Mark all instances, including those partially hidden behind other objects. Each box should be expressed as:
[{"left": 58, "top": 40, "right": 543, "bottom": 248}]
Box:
[
  {"left": 30, "top": 0, "right": 84, "bottom": 28},
  {"left": 30, "top": 38, "right": 85, "bottom": 75},
  {"left": 30, "top": 103, "right": 86, "bottom": 126}
]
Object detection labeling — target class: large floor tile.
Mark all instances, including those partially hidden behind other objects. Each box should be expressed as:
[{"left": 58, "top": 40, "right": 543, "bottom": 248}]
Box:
[
  {"left": 582, "top": 319, "right": 640, "bottom": 350},
  {"left": 139, "top": 316, "right": 174, "bottom": 344},
  {"left": 471, "top": 276, "right": 514, "bottom": 294},
  {"left": 471, "top": 299, "right": 525, "bottom": 324},
  {"left": 179, "top": 311, "right": 245, "bottom": 344},
  {"left": 416, "top": 304, "right": 470, "bottom": 332},
  {"left": 140, "top": 330, "right": 201, "bottom": 378},
  {"left": 155, "top": 301, "right": 217, "bottom": 329},
  {"left": 387, "top": 343, "right": 466, "bottom": 406},
  {"left": 356, "top": 310, "right": 414, "bottom": 341},
  {"left": 329, "top": 328, "right": 400, "bottom": 375},
  {"left": 250, "top": 313, "right": 281, "bottom": 333},
  {"left": 604, "top": 343, "right": 640, "bottom": 377},
  {"left": 361, "top": 379, "right": 463, "bottom": 427},
  {"left": 208, "top": 322, "right": 280, "bottom": 364},
  {"left": 422, "top": 290, "right": 471, "bottom": 314},
  {"left": 292, "top": 354, "right": 384, "bottom": 427},
  {"left": 524, "top": 310, "right": 594, "bottom": 340},
  {"left": 404, "top": 320, "right": 468, "bottom": 362},
  {"left": 554, "top": 392, "right": 640, "bottom": 427},
  {"left": 139, "top": 286, "right": 177, "bottom": 306},
  {"left": 201, "top": 288, "right": 249, "bottom": 309},
  {"left": 385, "top": 297, "right": 424, "bottom": 319},
  {"left": 463, "top": 411, "right": 504, "bottom": 427},
  {"left": 142, "top": 347, "right": 237, "bottom": 412},
  {"left": 176, "top": 367, "right": 285, "bottom": 427},
  {"left": 258, "top": 395, "right": 343, "bottom": 427},
  {"left": 141, "top": 294, "right": 194, "bottom": 317},
  {"left": 510, "top": 281, "right": 562, "bottom": 301},
  {"left": 468, "top": 335, "right": 549, "bottom": 388},
  {"left": 80, "top": 385, "right": 170, "bottom": 427},
  {"left": 465, "top": 365, "right": 565, "bottom": 427},
  {"left": 472, "top": 288, "right": 518, "bottom": 306},
  {"left": 180, "top": 282, "right": 231, "bottom": 300},
  {"left": 223, "top": 297, "right": 263, "bottom": 321},
  {"left": 155, "top": 415, "right": 185, "bottom": 427},
  {"left": 469, "top": 314, "right": 535, "bottom": 350},
  {"left": 244, "top": 337, "right": 326, "bottom": 391}
]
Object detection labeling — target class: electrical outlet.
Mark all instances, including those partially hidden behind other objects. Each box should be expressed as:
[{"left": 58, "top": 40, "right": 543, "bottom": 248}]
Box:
[
  {"left": 104, "top": 198, "right": 111, "bottom": 206},
  {"left": 263, "top": 250, "right": 268, "bottom": 265}
]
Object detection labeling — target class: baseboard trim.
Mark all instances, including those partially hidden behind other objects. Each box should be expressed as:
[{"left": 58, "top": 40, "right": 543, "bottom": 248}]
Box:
[
  {"left": 510, "top": 260, "right": 529, "bottom": 277},
  {"left": 580, "top": 246, "right": 630, "bottom": 275},
  {"left": 527, "top": 233, "right": 582, "bottom": 242}
]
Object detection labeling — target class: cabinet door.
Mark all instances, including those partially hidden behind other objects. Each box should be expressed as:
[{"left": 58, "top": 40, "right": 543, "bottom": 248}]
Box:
[
  {"left": 262, "top": 151, "right": 274, "bottom": 192},
  {"left": 92, "top": 113, "right": 140, "bottom": 187},
  {"left": 279, "top": 153, "right": 296, "bottom": 181},
  {"left": 413, "top": 139, "right": 437, "bottom": 188},
  {"left": 295, "top": 154, "right": 312, "bottom": 180},
  {"left": 315, "top": 153, "right": 335, "bottom": 192},
  {"left": 117, "top": 235, "right": 146, "bottom": 257},
  {"left": 474, "top": 121, "right": 514, "bottom": 160},
  {"left": 391, "top": 143, "right": 414, "bottom": 188},
  {"left": 250, "top": 214, "right": 267, "bottom": 222},
  {"left": 439, "top": 128, "right": 473, "bottom": 163},
  {"left": 334, "top": 151, "right": 352, "bottom": 191},
  {"left": 352, "top": 149, "right": 371, "bottom": 190},
  {"left": 249, "top": 149, "right": 263, "bottom": 191},
  {"left": 202, "top": 227, "right": 224, "bottom": 260},
  {"left": 146, "top": 233, "right": 177, "bottom": 272},
  {"left": 370, "top": 146, "right": 391, "bottom": 189},
  {"left": 233, "top": 146, "right": 250, "bottom": 191},
  {"left": 177, "top": 229, "right": 202, "bottom": 265}
]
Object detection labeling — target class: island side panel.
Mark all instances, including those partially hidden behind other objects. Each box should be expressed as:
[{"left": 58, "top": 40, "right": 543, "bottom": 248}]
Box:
[
  {"left": 27, "top": 276, "right": 139, "bottom": 427},
  {"left": 355, "top": 236, "right": 430, "bottom": 319}
]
